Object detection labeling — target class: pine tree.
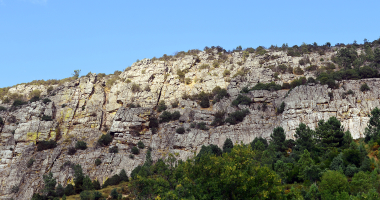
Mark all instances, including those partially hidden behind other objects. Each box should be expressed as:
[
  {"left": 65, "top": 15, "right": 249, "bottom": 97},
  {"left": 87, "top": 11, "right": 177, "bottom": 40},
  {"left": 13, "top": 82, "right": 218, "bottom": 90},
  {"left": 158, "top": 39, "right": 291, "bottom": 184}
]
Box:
[
  {"left": 43, "top": 172, "right": 57, "bottom": 197},
  {"left": 297, "top": 150, "right": 314, "bottom": 181},
  {"left": 72, "top": 164, "right": 84, "bottom": 193},
  {"left": 342, "top": 130, "right": 353, "bottom": 149},
  {"left": 92, "top": 179, "right": 101, "bottom": 190},
  {"left": 294, "top": 123, "right": 315, "bottom": 152},
  {"left": 55, "top": 183, "right": 64, "bottom": 197},
  {"left": 315, "top": 117, "right": 345, "bottom": 149},
  {"left": 62, "top": 195, "right": 66, "bottom": 200},
  {"left": 82, "top": 175, "right": 93, "bottom": 191},
  {"left": 223, "top": 138, "right": 234, "bottom": 153},
  {"left": 110, "top": 188, "right": 118, "bottom": 199},
  {"left": 270, "top": 127, "right": 287, "bottom": 152},
  {"left": 119, "top": 169, "right": 129, "bottom": 182},
  {"left": 144, "top": 150, "right": 153, "bottom": 167}
]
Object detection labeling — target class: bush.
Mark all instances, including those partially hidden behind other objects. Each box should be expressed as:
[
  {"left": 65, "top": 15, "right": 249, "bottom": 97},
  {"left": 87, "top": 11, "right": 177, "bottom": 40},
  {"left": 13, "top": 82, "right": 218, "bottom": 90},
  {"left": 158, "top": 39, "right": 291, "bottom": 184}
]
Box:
[
  {"left": 305, "top": 65, "right": 318, "bottom": 71},
  {"left": 29, "top": 96, "right": 40, "bottom": 103},
  {"left": 319, "top": 170, "right": 349, "bottom": 199},
  {"left": 171, "top": 111, "right": 181, "bottom": 120},
  {"left": 160, "top": 111, "right": 172, "bottom": 123},
  {"left": 67, "top": 147, "right": 77, "bottom": 155},
  {"left": 171, "top": 100, "right": 179, "bottom": 108},
  {"left": 0, "top": 106, "right": 6, "bottom": 111},
  {"left": 197, "top": 122, "right": 209, "bottom": 130},
  {"left": 282, "top": 83, "right": 291, "bottom": 89},
  {"left": 231, "top": 94, "right": 252, "bottom": 106},
  {"left": 75, "top": 141, "right": 87, "bottom": 150},
  {"left": 103, "top": 174, "right": 121, "bottom": 188},
  {"left": 211, "top": 111, "right": 225, "bottom": 126},
  {"left": 0, "top": 117, "right": 3, "bottom": 126},
  {"left": 199, "top": 64, "right": 210, "bottom": 70},
  {"left": 185, "top": 78, "right": 192, "bottom": 85},
  {"left": 307, "top": 77, "right": 316, "bottom": 84},
  {"left": 176, "top": 127, "right": 185, "bottom": 134},
  {"left": 277, "top": 102, "right": 285, "bottom": 114},
  {"left": 360, "top": 83, "right": 370, "bottom": 92},
  {"left": 27, "top": 158, "right": 35, "bottom": 168},
  {"left": 43, "top": 98, "right": 51, "bottom": 104},
  {"left": 29, "top": 89, "right": 41, "bottom": 98},
  {"left": 223, "top": 69, "right": 231, "bottom": 77},
  {"left": 225, "top": 109, "right": 250, "bottom": 125},
  {"left": 37, "top": 140, "right": 57, "bottom": 151},
  {"left": 137, "top": 141, "right": 145, "bottom": 149},
  {"left": 41, "top": 115, "right": 52, "bottom": 121},
  {"left": 157, "top": 100, "right": 167, "bottom": 112},
  {"left": 98, "top": 133, "right": 113, "bottom": 146},
  {"left": 199, "top": 96, "right": 210, "bottom": 108},
  {"left": 95, "top": 158, "right": 102, "bottom": 166},
  {"left": 294, "top": 66, "right": 304, "bottom": 75},
  {"left": 131, "top": 83, "right": 141, "bottom": 93},
  {"left": 61, "top": 104, "right": 67, "bottom": 108},
  {"left": 11, "top": 185, "right": 19, "bottom": 193},
  {"left": 64, "top": 184, "right": 75, "bottom": 196},
  {"left": 251, "top": 82, "right": 282, "bottom": 91},
  {"left": 131, "top": 146, "right": 139, "bottom": 155},
  {"left": 12, "top": 99, "right": 27, "bottom": 107},
  {"left": 109, "top": 146, "right": 118, "bottom": 153},
  {"left": 47, "top": 86, "right": 54, "bottom": 93}
]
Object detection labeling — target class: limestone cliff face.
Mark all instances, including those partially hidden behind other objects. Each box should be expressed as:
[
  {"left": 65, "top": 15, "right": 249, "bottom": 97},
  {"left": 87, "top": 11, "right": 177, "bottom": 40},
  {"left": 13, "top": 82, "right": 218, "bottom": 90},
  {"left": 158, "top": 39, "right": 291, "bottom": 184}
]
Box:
[{"left": 0, "top": 48, "right": 378, "bottom": 199}]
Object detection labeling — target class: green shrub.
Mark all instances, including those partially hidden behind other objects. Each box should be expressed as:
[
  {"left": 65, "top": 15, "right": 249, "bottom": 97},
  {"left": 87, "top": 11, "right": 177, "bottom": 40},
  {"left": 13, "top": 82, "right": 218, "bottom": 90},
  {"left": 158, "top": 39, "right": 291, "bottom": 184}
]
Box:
[
  {"left": 67, "top": 147, "right": 76, "bottom": 155},
  {"left": 176, "top": 127, "right": 185, "bottom": 134},
  {"left": 360, "top": 83, "right": 370, "bottom": 92},
  {"left": 294, "top": 66, "right": 304, "bottom": 75},
  {"left": 131, "top": 83, "right": 141, "bottom": 93},
  {"left": 0, "top": 106, "right": 6, "bottom": 111},
  {"left": 61, "top": 104, "right": 67, "bottom": 108},
  {"left": 185, "top": 78, "right": 192, "bottom": 85},
  {"left": 231, "top": 94, "right": 252, "bottom": 106},
  {"left": 27, "top": 158, "right": 35, "bottom": 168},
  {"left": 131, "top": 146, "right": 139, "bottom": 155},
  {"left": 190, "top": 123, "right": 196, "bottom": 128},
  {"left": 29, "top": 89, "right": 41, "bottom": 98},
  {"left": 197, "top": 122, "right": 209, "bottom": 130},
  {"left": 225, "top": 109, "right": 250, "bottom": 125},
  {"left": 98, "top": 133, "right": 113, "bottom": 146},
  {"left": 103, "top": 174, "right": 121, "bottom": 189},
  {"left": 277, "top": 64, "right": 288, "bottom": 73},
  {"left": 129, "top": 154, "right": 135, "bottom": 159},
  {"left": 157, "top": 100, "right": 167, "bottom": 112},
  {"left": 37, "top": 140, "right": 57, "bottom": 151},
  {"left": 171, "top": 111, "right": 181, "bottom": 120},
  {"left": 12, "top": 99, "right": 27, "bottom": 107},
  {"left": 95, "top": 158, "right": 102, "bottom": 166},
  {"left": 137, "top": 141, "right": 145, "bottom": 149},
  {"left": 251, "top": 82, "right": 282, "bottom": 91},
  {"left": 177, "top": 69, "right": 186, "bottom": 83},
  {"left": 211, "top": 111, "right": 225, "bottom": 126},
  {"left": 200, "top": 96, "right": 210, "bottom": 108},
  {"left": 43, "top": 98, "right": 51, "bottom": 104},
  {"left": 277, "top": 102, "right": 285, "bottom": 114},
  {"left": 171, "top": 100, "right": 179, "bottom": 108},
  {"left": 305, "top": 65, "right": 318, "bottom": 71},
  {"left": 47, "top": 86, "right": 54, "bottom": 93},
  {"left": 233, "top": 69, "right": 247, "bottom": 78},
  {"left": 29, "top": 96, "right": 40, "bottom": 103},
  {"left": 290, "top": 77, "right": 307, "bottom": 88},
  {"left": 307, "top": 77, "right": 316, "bottom": 84},
  {"left": 199, "top": 64, "right": 210, "bottom": 70},
  {"left": 75, "top": 141, "right": 87, "bottom": 150},
  {"left": 109, "top": 146, "right": 118, "bottom": 153},
  {"left": 126, "top": 78, "right": 131, "bottom": 83},
  {"left": 159, "top": 111, "right": 172, "bottom": 123},
  {"left": 223, "top": 69, "right": 231, "bottom": 77},
  {"left": 41, "top": 115, "right": 52, "bottom": 121},
  {"left": 0, "top": 117, "right": 3, "bottom": 126}
]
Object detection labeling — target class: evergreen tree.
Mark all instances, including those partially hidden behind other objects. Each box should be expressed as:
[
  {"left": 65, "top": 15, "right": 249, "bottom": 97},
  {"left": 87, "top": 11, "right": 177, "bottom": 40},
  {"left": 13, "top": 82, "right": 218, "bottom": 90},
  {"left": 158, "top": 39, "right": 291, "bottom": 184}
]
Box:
[
  {"left": 360, "top": 156, "right": 371, "bottom": 172},
  {"left": 250, "top": 137, "right": 268, "bottom": 151},
  {"left": 315, "top": 116, "right": 345, "bottom": 149},
  {"left": 43, "top": 172, "right": 57, "bottom": 197},
  {"left": 330, "top": 153, "right": 345, "bottom": 171},
  {"left": 110, "top": 188, "right": 118, "bottom": 199},
  {"left": 92, "top": 179, "right": 101, "bottom": 190},
  {"left": 72, "top": 164, "right": 84, "bottom": 193},
  {"left": 364, "top": 107, "right": 380, "bottom": 142},
  {"left": 306, "top": 183, "right": 321, "bottom": 200},
  {"left": 64, "top": 184, "right": 75, "bottom": 196},
  {"left": 82, "top": 175, "right": 93, "bottom": 191},
  {"left": 119, "top": 169, "right": 129, "bottom": 182},
  {"left": 297, "top": 149, "right": 314, "bottom": 180},
  {"left": 144, "top": 150, "right": 153, "bottom": 167},
  {"left": 62, "top": 195, "right": 66, "bottom": 200},
  {"left": 222, "top": 138, "right": 234, "bottom": 153},
  {"left": 294, "top": 123, "right": 315, "bottom": 152},
  {"left": 55, "top": 183, "right": 64, "bottom": 197},
  {"left": 270, "top": 127, "right": 287, "bottom": 152},
  {"left": 342, "top": 130, "right": 353, "bottom": 149}
]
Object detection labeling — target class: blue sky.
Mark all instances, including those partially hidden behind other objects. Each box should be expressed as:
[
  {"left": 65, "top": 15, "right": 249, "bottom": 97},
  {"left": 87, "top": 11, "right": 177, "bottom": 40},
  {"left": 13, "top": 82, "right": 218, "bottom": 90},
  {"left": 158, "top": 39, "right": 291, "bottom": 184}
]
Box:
[{"left": 1, "top": 0, "right": 379, "bottom": 88}]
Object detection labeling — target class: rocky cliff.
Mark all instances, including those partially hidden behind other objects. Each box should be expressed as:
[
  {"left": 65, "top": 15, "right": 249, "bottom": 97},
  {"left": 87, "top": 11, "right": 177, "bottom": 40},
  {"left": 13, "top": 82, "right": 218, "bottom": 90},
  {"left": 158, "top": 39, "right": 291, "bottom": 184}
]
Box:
[{"left": 1, "top": 47, "right": 379, "bottom": 199}]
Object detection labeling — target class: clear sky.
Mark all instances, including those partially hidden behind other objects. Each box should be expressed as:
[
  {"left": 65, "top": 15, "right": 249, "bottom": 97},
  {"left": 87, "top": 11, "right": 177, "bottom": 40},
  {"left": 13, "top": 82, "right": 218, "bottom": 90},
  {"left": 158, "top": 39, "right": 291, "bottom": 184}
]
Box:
[{"left": 1, "top": 0, "right": 379, "bottom": 88}]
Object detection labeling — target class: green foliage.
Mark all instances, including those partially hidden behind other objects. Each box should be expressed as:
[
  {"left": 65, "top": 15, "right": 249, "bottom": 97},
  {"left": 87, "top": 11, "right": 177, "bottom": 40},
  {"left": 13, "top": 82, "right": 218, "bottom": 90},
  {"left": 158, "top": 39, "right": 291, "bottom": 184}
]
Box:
[
  {"left": 43, "top": 98, "right": 51, "bottom": 104},
  {"left": 27, "top": 158, "right": 35, "bottom": 168},
  {"left": 157, "top": 100, "right": 167, "bottom": 112},
  {"left": 171, "top": 100, "right": 179, "bottom": 108},
  {"left": 131, "top": 83, "right": 141, "bottom": 93},
  {"left": 95, "top": 158, "right": 102, "bottom": 166},
  {"left": 222, "top": 138, "right": 233, "bottom": 153},
  {"left": 294, "top": 123, "right": 315, "bottom": 152},
  {"left": 231, "top": 94, "right": 252, "bottom": 106},
  {"left": 97, "top": 133, "right": 112, "bottom": 146},
  {"left": 110, "top": 188, "right": 118, "bottom": 199},
  {"left": 137, "top": 141, "right": 145, "bottom": 149},
  {"left": 251, "top": 137, "right": 268, "bottom": 151},
  {"left": 361, "top": 83, "right": 370, "bottom": 91},
  {"left": 335, "top": 47, "right": 358, "bottom": 68},
  {"left": 177, "top": 69, "right": 186, "bottom": 83},
  {"left": 211, "top": 111, "right": 225, "bottom": 126},
  {"left": 12, "top": 99, "right": 27, "bottom": 107},
  {"left": 315, "top": 116, "right": 345, "bottom": 149},
  {"left": 64, "top": 184, "right": 75, "bottom": 196},
  {"left": 73, "top": 164, "right": 84, "bottom": 193},
  {"left": 55, "top": 183, "right": 64, "bottom": 197},
  {"left": 43, "top": 172, "right": 57, "bottom": 197},
  {"left": 212, "top": 86, "right": 228, "bottom": 102},
  {"left": 159, "top": 111, "right": 181, "bottom": 123},
  {"left": 250, "top": 82, "right": 282, "bottom": 91},
  {"left": 223, "top": 69, "right": 231, "bottom": 77},
  {"left": 82, "top": 175, "right": 93, "bottom": 191},
  {"left": 276, "top": 101, "right": 285, "bottom": 114},
  {"left": 119, "top": 169, "right": 129, "bottom": 182},
  {"left": 293, "top": 66, "right": 304, "bottom": 75},
  {"left": 68, "top": 147, "right": 77, "bottom": 155},
  {"left": 270, "top": 127, "right": 287, "bottom": 152},
  {"left": 350, "top": 171, "right": 377, "bottom": 195},
  {"left": 319, "top": 170, "right": 349, "bottom": 199},
  {"left": 72, "top": 69, "right": 81, "bottom": 78},
  {"left": 131, "top": 146, "right": 139, "bottom": 155},
  {"left": 92, "top": 179, "right": 101, "bottom": 190},
  {"left": 103, "top": 174, "right": 121, "bottom": 188},
  {"left": 74, "top": 141, "right": 87, "bottom": 150},
  {"left": 225, "top": 109, "right": 249, "bottom": 125},
  {"left": 41, "top": 115, "right": 52, "bottom": 121},
  {"left": 197, "top": 122, "right": 209, "bottom": 130},
  {"left": 37, "top": 140, "right": 57, "bottom": 151},
  {"left": 109, "top": 146, "right": 118, "bottom": 153},
  {"left": 0, "top": 106, "right": 6, "bottom": 111},
  {"left": 0, "top": 117, "right": 3, "bottom": 126},
  {"left": 176, "top": 127, "right": 185, "bottom": 134}
]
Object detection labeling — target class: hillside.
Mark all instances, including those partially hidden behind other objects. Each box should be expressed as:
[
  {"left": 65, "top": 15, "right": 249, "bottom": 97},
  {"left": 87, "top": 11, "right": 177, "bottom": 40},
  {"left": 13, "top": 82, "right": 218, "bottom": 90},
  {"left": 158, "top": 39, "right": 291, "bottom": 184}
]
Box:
[{"left": 1, "top": 40, "right": 380, "bottom": 199}]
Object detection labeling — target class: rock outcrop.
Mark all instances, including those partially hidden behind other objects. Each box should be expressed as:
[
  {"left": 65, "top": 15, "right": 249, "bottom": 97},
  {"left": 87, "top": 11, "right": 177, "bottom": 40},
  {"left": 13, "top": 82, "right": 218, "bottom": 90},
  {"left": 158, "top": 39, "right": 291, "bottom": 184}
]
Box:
[{"left": 0, "top": 48, "right": 378, "bottom": 199}]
